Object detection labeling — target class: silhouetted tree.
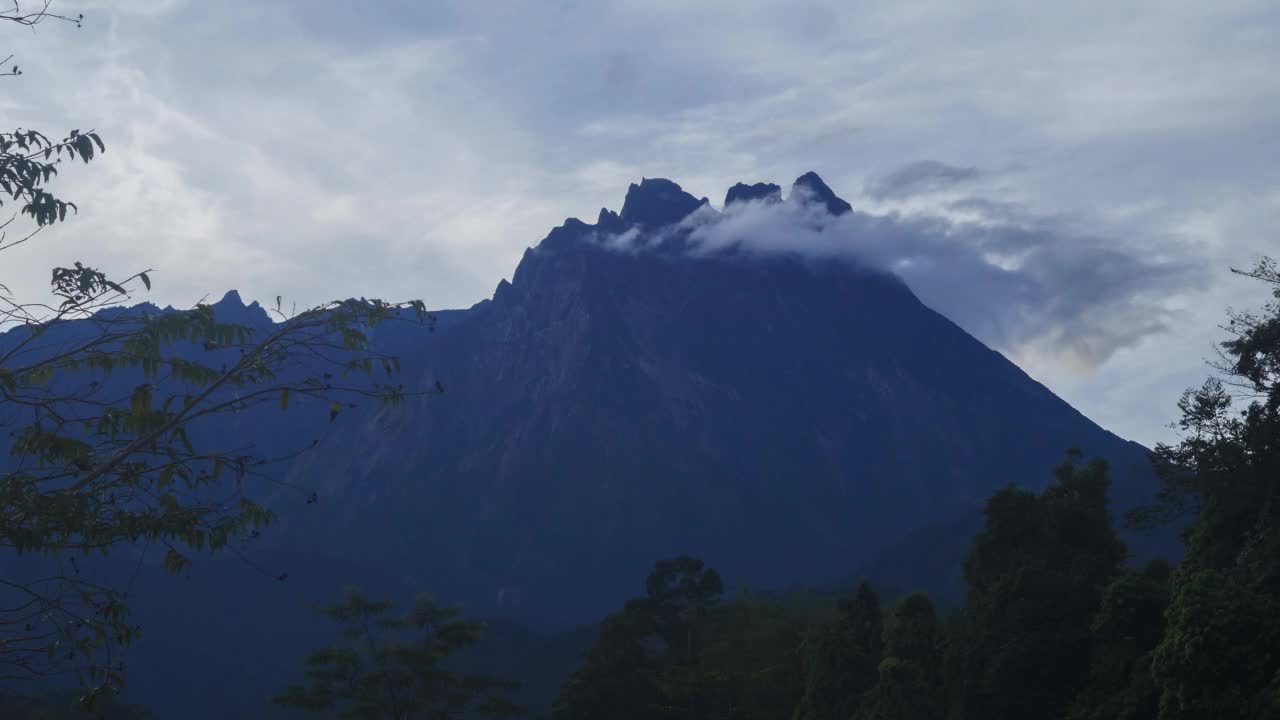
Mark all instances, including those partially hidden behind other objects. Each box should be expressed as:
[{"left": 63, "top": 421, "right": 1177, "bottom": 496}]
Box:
[
  {"left": 661, "top": 588, "right": 812, "bottom": 720},
  {"left": 1133, "top": 257, "right": 1280, "bottom": 718},
  {"left": 859, "top": 592, "right": 942, "bottom": 720},
  {"left": 1068, "top": 559, "right": 1171, "bottom": 720},
  {"left": 274, "top": 588, "right": 523, "bottom": 720},
  {"left": 553, "top": 556, "right": 723, "bottom": 720},
  {"left": 952, "top": 451, "right": 1126, "bottom": 720},
  {"left": 793, "top": 581, "right": 882, "bottom": 720}
]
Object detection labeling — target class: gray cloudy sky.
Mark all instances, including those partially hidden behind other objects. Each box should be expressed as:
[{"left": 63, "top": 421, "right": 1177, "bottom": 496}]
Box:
[{"left": 5, "top": 0, "right": 1279, "bottom": 447}]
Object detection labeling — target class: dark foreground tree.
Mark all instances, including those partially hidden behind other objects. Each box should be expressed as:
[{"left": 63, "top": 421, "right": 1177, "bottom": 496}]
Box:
[
  {"left": 1067, "top": 559, "right": 1171, "bottom": 720},
  {"left": 0, "top": 1, "right": 434, "bottom": 703},
  {"left": 951, "top": 451, "right": 1127, "bottom": 720},
  {"left": 1132, "top": 257, "right": 1280, "bottom": 719},
  {"left": 859, "top": 593, "right": 942, "bottom": 720},
  {"left": 553, "top": 556, "right": 723, "bottom": 720},
  {"left": 682, "top": 587, "right": 811, "bottom": 720},
  {"left": 793, "top": 581, "right": 882, "bottom": 720},
  {"left": 273, "top": 588, "right": 524, "bottom": 720}
]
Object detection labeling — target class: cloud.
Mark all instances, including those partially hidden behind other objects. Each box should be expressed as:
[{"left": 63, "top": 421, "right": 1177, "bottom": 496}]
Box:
[
  {"left": 864, "top": 160, "right": 982, "bottom": 200},
  {"left": 644, "top": 190, "right": 1209, "bottom": 372}
]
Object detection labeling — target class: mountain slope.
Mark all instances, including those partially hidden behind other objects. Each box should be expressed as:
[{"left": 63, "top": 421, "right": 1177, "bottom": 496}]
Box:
[{"left": 263, "top": 172, "right": 1158, "bottom": 628}]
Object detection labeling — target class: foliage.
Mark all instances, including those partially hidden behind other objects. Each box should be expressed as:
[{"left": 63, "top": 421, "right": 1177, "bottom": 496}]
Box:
[
  {"left": 273, "top": 587, "right": 523, "bottom": 720},
  {"left": 792, "top": 581, "right": 882, "bottom": 720},
  {"left": 0, "top": 5, "right": 92, "bottom": 233},
  {"left": 1067, "top": 559, "right": 1171, "bottom": 720},
  {"left": 659, "top": 589, "right": 814, "bottom": 720},
  {"left": 1135, "top": 257, "right": 1280, "bottom": 718},
  {"left": 948, "top": 451, "right": 1126, "bottom": 720},
  {"left": 553, "top": 556, "right": 725, "bottom": 720},
  {"left": 858, "top": 593, "right": 942, "bottom": 720},
  {"left": 552, "top": 596, "right": 667, "bottom": 720},
  {"left": 1150, "top": 566, "right": 1278, "bottom": 719}
]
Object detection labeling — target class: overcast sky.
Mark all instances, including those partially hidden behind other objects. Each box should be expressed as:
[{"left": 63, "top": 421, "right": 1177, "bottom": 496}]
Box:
[{"left": 4, "top": 0, "right": 1278, "bottom": 447}]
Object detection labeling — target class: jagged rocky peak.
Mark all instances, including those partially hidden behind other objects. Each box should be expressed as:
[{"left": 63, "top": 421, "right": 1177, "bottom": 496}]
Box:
[
  {"left": 791, "top": 171, "right": 852, "bottom": 216},
  {"left": 492, "top": 277, "right": 515, "bottom": 305},
  {"left": 215, "top": 289, "right": 244, "bottom": 306},
  {"left": 596, "top": 207, "right": 623, "bottom": 228},
  {"left": 591, "top": 207, "right": 626, "bottom": 237},
  {"left": 539, "top": 216, "right": 595, "bottom": 250},
  {"left": 619, "top": 177, "right": 705, "bottom": 228},
  {"left": 534, "top": 172, "right": 849, "bottom": 260},
  {"left": 209, "top": 289, "right": 269, "bottom": 325},
  {"left": 724, "top": 181, "right": 783, "bottom": 207}
]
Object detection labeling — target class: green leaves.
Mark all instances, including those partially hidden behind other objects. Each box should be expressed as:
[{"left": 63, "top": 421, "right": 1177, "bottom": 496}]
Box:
[
  {"left": 855, "top": 593, "right": 944, "bottom": 720},
  {"left": 50, "top": 261, "right": 132, "bottom": 310},
  {"left": 73, "top": 132, "right": 96, "bottom": 163},
  {"left": 1, "top": 127, "right": 102, "bottom": 225},
  {"left": 1152, "top": 568, "right": 1280, "bottom": 719},
  {"left": 949, "top": 453, "right": 1126, "bottom": 720},
  {"left": 274, "top": 588, "right": 524, "bottom": 719},
  {"left": 795, "top": 582, "right": 883, "bottom": 720},
  {"left": 554, "top": 557, "right": 731, "bottom": 720}
]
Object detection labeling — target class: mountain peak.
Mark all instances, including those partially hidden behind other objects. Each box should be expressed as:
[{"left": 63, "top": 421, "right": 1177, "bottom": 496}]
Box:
[
  {"left": 592, "top": 207, "right": 623, "bottom": 236},
  {"left": 209, "top": 289, "right": 268, "bottom": 325},
  {"left": 215, "top": 289, "right": 244, "bottom": 307},
  {"left": 619, "top": 177, "right": 704, "bottom": 228},
  {"left": 792, "top": 171, "right": 852, "bottom": 216},
  {"left": 725, "top": 182, "right": 783, "bottom": 207}
]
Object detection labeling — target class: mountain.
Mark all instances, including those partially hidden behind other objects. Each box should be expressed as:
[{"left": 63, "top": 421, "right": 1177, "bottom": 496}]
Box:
[
  {"left": 3, "top": 172, "right": 1170, "bottom": 718},
  {"left": 257, "top": 172, "right": 1159, "bottom": 628}
]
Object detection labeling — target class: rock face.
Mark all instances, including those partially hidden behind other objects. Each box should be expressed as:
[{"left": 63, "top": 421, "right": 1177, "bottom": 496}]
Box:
[
  {"left": 263, "top": 172, "right": 1155, "bottom": 628},
  {"left": 618, "top": 177, "right": 709, "bottom": 228},
  {"left": 792, "top": 171, "right": 853, "bottom": 215},
  {"left": 725, "top": 181, "right": 783, "bottom": 206}
]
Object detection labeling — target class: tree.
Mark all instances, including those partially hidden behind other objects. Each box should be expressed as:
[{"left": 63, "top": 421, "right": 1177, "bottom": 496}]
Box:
[
  {"left": 644, "top": 556, "right": 725, "bottom": 669},
  {"left": 0, "top": 1, "right": 435, "bottom": 702},
  {"left": 1149, "top": 566, "right": 1278, "bottom": 719},
  {"left": 952, "top": 451, "right": 1126, "bottom": 720},
  {"left": 551, "top": 597, "right": 664, "bottom": 720},
  {"left": 658, "top": 588, "right": 814, "bottom": 720},
  {"left": 793, "top": 581, "right": 882, "bottom": 720},
  {"left": 553, "top": 556, "right": 724, "bottom": 720},
  {"left": 1131, "top": 257, "right": 1280, "bottom": 719},
  {"left": 1067, "top": 559, "right": 1171, "bottom": 720},
  {"left": 273, "top": 587, "right": 523, "bottom": 720},
  {"left": 859, "top": 593, "right": 941, "bottom": 720}
]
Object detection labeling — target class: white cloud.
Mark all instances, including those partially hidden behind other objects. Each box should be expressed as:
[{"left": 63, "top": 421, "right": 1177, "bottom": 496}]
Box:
[{"left": 646, "top": 191, "right": 1206, "bottom": 374}]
